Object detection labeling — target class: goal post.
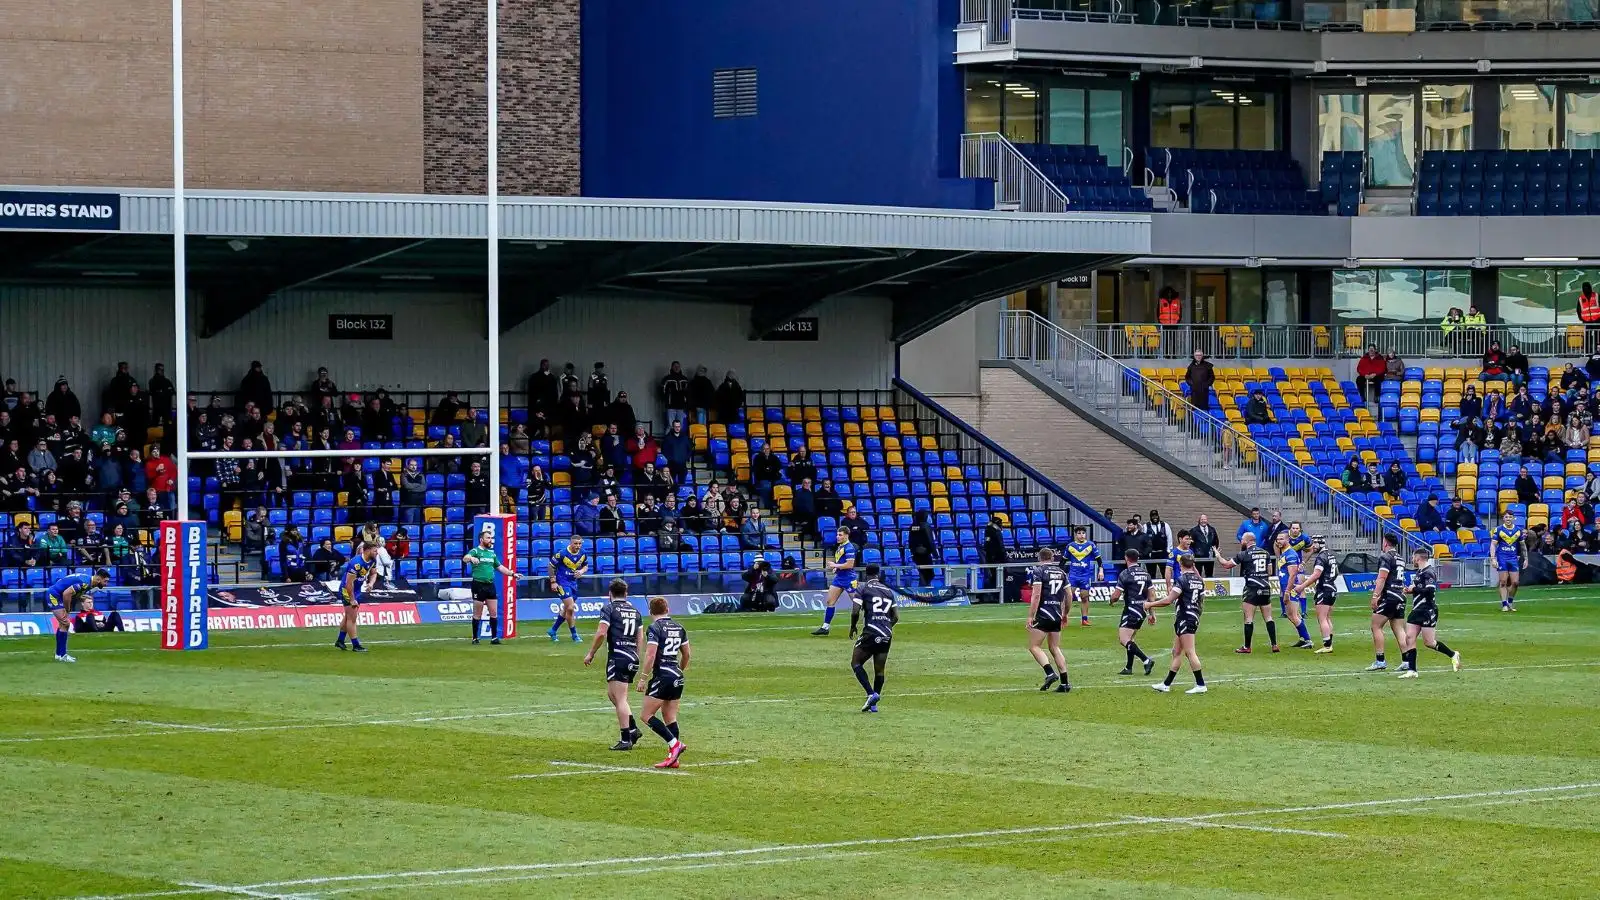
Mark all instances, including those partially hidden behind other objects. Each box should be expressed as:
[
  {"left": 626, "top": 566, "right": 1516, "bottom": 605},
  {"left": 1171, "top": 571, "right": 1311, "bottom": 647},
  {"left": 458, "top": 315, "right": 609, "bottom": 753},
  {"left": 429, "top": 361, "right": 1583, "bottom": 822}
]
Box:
[
  {"left": 474, "top": 513, "right": 518, "bottom": 640},
  {"left": 159, "top": 520, "right": 209, "bottom": 651}
]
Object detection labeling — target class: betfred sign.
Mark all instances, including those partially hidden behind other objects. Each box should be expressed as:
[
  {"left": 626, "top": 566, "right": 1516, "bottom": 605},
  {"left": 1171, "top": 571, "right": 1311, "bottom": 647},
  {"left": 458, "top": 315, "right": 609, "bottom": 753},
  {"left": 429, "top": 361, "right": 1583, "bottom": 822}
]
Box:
[
  {"left": 473, "top": 514, "right": 518, "bottom": 639},
  {"left": 159, "top": 521, "right": 209, "bottom": 650},
  {"left": 328, "top": 314, "right": 393, "bottom": 340}
]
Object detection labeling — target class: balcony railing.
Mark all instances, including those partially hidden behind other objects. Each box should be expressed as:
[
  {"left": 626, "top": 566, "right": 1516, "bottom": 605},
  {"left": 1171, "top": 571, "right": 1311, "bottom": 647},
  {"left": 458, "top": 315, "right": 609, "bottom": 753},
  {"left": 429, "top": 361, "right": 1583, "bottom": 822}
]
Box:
[
  {"left": 970, "top": 0, "right": 1599, "bottom": 35},
  {"left": 1069, "top": 323, "right": 1600, "bottom": 361},
  {"left": 959, "top": 132, "right": 1071, "bottom": 213}
]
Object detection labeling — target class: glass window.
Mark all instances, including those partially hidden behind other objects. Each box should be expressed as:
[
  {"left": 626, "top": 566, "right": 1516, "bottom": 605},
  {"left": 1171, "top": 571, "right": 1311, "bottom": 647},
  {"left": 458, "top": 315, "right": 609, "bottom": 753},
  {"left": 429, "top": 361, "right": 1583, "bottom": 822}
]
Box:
[
  {"left": 1367, "top": 93, "right": 1416, "bottom": 187},
  {"left": 1375, "top": 269, "right": 1425, "bottom": 322},
  {"left": 1001, "top": 79, "right": 1041, "bottom": 144},
  {"left": 1152, "top": 84, "right": 1194, "bottom": 148},
  {"left": 1497, "top": 269, "right": 1557, "bottom": 326},
  {"left": 966, "top": 75, "right": 1002, "bottom": 134},
  {"left": 1421, "top": 84, "right": 1472, "bottom": 152},
  {"left": 1564, "top": 91, "right": 1600, "bottom": 150},
  {"left": 1047, "top": 88, "right": 1086, "bottom": 146},
  {"left": 1236, "top": 90, "right": 1277, "bottom": 150},
  {"left": 1194, "top": 89, "right": 1236, "bottom": 149},
  {"left": 1423, "top": 269, "right": 1472, "bottom": 322},
  {"left": 1087, "top": 89, "right": 1125, "bottom": 165},
  {"left": 1332, "top": 270, "right": 1379, "bottom": 322},
  {"left": 1228, "top": 269, "right": 1264, "bottom": 324},
  {"left": 1500, "top": 84, "right": 1556, "bottom": 150},
  {"left": 1263, "top": 270, "right": 1299, "bottom": 325},
  {"left": 1318, "top": 93, "right": 1365, "bottom": 153},
  {"left": 1556, "top": 268, "right": 1600, "bottom": 323}
]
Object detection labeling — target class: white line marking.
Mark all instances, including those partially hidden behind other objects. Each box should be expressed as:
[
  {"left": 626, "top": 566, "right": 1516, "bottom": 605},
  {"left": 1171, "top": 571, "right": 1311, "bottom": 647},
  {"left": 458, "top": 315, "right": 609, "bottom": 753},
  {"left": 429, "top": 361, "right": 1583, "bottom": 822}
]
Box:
[
  {"left": 131, "top": 721, "right": 229, "bottom": 733},
  {"left": 73, "top": 781, "right": 1600, "bottom": 900},
  {"left": 177, "top": 883, "right": 309, "bottom": 900},
  {"left": 509, "top": 758, "right": 758, "bottom": 779},
  {"left": 1119, "top": 816, "right": 1346, "bottom": 839}
]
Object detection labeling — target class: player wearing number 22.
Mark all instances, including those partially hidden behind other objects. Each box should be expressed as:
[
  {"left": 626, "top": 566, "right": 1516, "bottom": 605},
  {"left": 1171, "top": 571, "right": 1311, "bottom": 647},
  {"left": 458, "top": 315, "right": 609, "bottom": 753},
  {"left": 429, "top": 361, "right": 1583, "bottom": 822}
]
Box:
[
  {"left": 585, "top": 579, "right": 646, "bottom": 750},
  {"left": 639, "top": 596, "right": 691, "bottom": 769},
  {"left": 849, "top": 564, "right": 899, "bottom": 713},
  {"left": 1025, "top": 548, "right": 1072, "bottom": 693}
]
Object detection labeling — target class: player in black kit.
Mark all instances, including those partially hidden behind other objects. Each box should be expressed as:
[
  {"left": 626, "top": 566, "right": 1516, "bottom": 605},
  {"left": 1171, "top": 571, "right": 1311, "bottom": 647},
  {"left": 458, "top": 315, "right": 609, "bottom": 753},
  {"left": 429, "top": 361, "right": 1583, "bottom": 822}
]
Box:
[
  {"left": 1109, "top": 550, "right": 1156, "bottom": 676},
  {"left": 1367, "top": 533, "right": 1409, "bottom": 672},
  {"left": 1397, "top": 546, "right": 1462, "bottom": 679},
  {"left": 1145, "top": 553, "right": 1207, "bottom": 694},
  {"left": 1218, "top": 533, "right": 1278, "bottom": 654},
  {"left": 1024, "top": 548, "right": 1071, "bottom": 692},
  {"left": 848, "top": 564, "right": 899, "bottom": 712},
  {"left": 583, "top": 579, "right": 645, "bottom": 750},
  {"left": 1292, "top": 535, "right": 1340, "bottom": 653},
  {"left": 638, "top": 596, "right": 691, "bottom": 768}
]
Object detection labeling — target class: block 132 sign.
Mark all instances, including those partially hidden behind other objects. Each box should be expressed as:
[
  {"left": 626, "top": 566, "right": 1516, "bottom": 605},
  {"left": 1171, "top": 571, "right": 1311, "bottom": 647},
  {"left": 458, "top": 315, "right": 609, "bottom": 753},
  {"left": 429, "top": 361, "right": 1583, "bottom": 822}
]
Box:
[{"left": 329, "top": 314, "right": 393, "bottom": 340}]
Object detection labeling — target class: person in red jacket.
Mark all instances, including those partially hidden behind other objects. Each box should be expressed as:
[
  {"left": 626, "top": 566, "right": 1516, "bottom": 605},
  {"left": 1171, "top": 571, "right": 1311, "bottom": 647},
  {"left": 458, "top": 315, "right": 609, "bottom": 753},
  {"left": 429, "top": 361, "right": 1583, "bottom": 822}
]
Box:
[
  {"left": 144, "top": 451, "right": 176, "bottom": 509},
  {"left": 1355, "top": 346, "right": 1387, "bottom": 405},
  {"left": 1561, "top": 495, "right": 1587, "bottom": 532},
  {"left": 625, "top": 424, "right": 658, "bottom": 475}
]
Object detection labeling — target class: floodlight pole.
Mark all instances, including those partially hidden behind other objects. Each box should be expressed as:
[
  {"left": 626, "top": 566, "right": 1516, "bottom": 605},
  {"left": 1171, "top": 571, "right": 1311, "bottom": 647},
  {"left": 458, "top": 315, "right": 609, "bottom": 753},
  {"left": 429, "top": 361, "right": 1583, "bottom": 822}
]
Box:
[
  {"left": 172, "top": 0, "right": 190, "bottom": 518},
  {"left": 486, "top": 0, "right": 502, "bottom": 509}
]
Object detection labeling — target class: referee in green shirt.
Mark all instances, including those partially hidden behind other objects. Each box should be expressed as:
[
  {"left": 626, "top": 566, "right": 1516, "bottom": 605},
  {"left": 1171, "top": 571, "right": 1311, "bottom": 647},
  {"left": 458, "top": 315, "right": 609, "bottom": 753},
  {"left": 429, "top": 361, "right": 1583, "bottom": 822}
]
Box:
[{"left": 463, "top": 530, "right": 517, "bottom": 645}]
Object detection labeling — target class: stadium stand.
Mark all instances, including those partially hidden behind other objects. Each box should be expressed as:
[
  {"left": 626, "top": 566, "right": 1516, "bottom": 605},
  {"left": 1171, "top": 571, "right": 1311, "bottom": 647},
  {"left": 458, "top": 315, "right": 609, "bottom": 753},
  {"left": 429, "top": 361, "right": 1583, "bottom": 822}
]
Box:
[
  {"left": 1148, "top": 148, "right": 1323, "bottom": 215},
  {"left": 1012, "top": 143, "right": 1154, "bottom": 212},
  {"left": 1416, "top": 149, "right": 1600, "bottom": 217}
]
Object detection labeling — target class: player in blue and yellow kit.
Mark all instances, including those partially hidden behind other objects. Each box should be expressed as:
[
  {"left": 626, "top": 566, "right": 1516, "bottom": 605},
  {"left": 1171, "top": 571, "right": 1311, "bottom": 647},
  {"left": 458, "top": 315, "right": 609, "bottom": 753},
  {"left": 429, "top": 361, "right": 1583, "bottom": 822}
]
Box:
[
  {"left": 1493, "top": 512, "right": 1525, "bottom": 612},
  {"left": 548, "top": 535, "right": 588, "bottom": 642},
  {"left": 336, "top": 543, "right": 378, "bottom": 651},
  {"left": 1062, "top": 526, "right": 1101, "bottom": 627},
  {"left": 45, "top": 569, "right": 110, "bottom": 662},
  {"left": 812, "top": 526, "right": 858, "bottom": 636},
  {"left": 1275, "top": 532, "right": 1314, "bottom": 649}
]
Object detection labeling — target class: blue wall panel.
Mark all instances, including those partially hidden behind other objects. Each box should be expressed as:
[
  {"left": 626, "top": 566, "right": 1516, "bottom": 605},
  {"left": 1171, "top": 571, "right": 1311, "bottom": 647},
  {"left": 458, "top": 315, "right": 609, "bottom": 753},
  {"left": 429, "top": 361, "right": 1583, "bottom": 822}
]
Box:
[{"left": 582, "top": 0, "right": 989, "bottom": 210}]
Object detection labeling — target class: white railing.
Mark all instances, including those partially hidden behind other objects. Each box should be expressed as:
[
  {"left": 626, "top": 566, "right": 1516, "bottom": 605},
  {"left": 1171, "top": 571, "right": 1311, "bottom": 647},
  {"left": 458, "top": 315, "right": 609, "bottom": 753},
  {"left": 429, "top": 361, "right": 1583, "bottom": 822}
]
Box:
[
  {"left": 1068, "top": 323, "right": 1599, "bottom": 361},
  {"left": 960, "top": 132, "right": 1071, "bottom": 213},
  {"left": 996, "top": 309, "right": 1440, "bottom": 560}
]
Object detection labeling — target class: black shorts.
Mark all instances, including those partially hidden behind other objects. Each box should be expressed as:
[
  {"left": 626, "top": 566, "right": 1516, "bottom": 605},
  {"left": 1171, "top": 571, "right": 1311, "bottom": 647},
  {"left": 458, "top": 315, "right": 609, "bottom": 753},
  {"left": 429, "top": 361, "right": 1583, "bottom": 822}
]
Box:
[
  {"left": 1119, "top": 609, "right": 1146, "bottom": 631},
  {"left": 646, "top": 674, "right": 685, "bottom": 702},
  {"left": 855, "top": 635, "right": 892, "bottom": 656},
  {"left": 1315, "top": 589, "right": 1338, "bottom": 607},
  {"left": 1242, "top": 590, "right": 1272, "bottom": 607},
  {"left": 605, "top": 656, "right": 639, "bottom": 684},
  {"left": 471, "top": 581, "right": 498, "bottom": 602},
  {"left": 1407, "top": 601, "right": 1439, "bottom": 629},
  {"left": 1030, "top": 616, "right": 1062, "bottom": 633},
  {"left": 1376, "top": 595, "right": 1406, "bottom": 620},
  {"left": 1174, "top": 614, "right": 1200, "bottom": 636}
]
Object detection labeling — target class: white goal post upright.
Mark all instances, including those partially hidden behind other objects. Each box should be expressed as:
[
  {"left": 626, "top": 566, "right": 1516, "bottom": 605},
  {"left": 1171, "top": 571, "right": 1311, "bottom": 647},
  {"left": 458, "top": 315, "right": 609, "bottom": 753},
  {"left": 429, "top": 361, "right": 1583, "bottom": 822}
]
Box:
[{"left": 486, "top": 0, "right": 502, "bottom": 508}]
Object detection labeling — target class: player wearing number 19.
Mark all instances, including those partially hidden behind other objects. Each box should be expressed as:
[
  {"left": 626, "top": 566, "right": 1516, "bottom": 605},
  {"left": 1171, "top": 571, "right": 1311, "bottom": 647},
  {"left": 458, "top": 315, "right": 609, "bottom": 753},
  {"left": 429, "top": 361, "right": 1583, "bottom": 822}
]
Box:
[
  {"left": 848, "top": 564, "right": 898, "bottom": 713},
  {"left": 1024, "top": 548, "right": 1071, "bottom": 693},
  {"left": 1217, "top": 533, "right": 1277, "bottom": 654},
  {"left": 464, "top": 530, "right": 517, "bottom": 645},
  {"left": 639, "top": 596, "right": 691, "bottom": 769},
  {"left": 585, "top": 579, "right": 645, "bottom": 750}
]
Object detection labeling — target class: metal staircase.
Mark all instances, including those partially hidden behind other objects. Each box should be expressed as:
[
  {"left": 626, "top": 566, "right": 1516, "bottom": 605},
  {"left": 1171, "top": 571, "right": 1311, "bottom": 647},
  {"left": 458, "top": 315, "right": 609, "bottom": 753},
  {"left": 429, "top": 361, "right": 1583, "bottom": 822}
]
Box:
[{"left": 959, "top": 132, "right": 1070, "bottom": 213}]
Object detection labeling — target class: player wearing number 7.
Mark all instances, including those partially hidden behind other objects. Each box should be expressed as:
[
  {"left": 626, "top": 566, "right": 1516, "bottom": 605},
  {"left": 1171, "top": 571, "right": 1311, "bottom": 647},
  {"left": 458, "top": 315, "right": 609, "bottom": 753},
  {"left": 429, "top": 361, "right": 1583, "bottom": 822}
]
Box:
[
  {"left": 1024, "top": 548, "right": 1071, "bottom": 693},
  {"left": 584, "top": 579, "right": 645, "bottom": 750}
]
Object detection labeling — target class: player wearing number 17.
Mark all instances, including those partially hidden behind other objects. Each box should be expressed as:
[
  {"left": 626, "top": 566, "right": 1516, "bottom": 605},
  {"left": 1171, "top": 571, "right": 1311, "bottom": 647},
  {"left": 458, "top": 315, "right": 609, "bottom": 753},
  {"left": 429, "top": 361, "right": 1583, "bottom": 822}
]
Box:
[
  {"left": 639, "top": 596, "right": 691, "bottom": 769},
  {"left": 585, "top": 579, "right": 645, "bottom": 750},
  {"left": 1024, "top": 548, "right": 1071, "bottom": 693},
  {"left": 464, "top": 529, "right": 517, "bottom": 645}
]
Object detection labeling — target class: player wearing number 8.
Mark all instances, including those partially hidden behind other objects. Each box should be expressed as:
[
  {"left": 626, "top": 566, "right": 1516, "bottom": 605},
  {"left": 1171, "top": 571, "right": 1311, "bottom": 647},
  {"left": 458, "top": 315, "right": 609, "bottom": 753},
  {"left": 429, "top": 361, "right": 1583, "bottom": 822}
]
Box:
[
  {"left": 1024, "top": 548, "right": 1071, "bottom": 693},
  {"left": 584, "top": 579, "right": 645, "bottom": 750},
  {"left": 639, "top": 596, "right": 691, "bottom": 769}
]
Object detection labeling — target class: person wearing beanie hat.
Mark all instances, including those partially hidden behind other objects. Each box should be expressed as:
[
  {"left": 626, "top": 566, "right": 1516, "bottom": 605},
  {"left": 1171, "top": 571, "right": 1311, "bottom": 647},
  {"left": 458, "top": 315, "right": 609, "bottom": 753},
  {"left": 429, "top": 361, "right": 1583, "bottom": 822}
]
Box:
[{"left": 45, "top": 377, "right": 81, "bottom": 424}]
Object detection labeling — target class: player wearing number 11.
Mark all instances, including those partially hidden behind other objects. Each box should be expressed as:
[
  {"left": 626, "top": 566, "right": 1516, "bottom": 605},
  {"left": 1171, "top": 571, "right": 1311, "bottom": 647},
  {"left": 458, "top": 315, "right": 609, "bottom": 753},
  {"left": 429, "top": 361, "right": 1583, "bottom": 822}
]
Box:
[{"left": 585, "top": 579, "right": 645, "bottom": 750}]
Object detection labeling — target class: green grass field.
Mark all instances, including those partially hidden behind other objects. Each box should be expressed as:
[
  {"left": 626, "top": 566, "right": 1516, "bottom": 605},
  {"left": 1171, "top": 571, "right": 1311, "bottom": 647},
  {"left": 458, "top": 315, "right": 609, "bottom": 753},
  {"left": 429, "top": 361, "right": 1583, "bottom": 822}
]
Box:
[{"left": 1, "top": 586, "right": 1598, "bottom": 900}]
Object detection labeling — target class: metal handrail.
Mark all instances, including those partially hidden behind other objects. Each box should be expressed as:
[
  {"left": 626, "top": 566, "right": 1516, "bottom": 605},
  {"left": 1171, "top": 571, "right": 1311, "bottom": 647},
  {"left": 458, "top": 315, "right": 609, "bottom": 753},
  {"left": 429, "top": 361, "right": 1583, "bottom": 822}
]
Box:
[
  {"left": 1122, "top": 146, "right": 1135, "bottom": 178},
  {"left": 996, "top": 309, "right": 1432, "bottom": 558},
  {"left": 1063, "top": 323, "right": 1598, "bottom": 361},
  {"left": 960, "top": 132, "right": 1071, "bottom": 213}
]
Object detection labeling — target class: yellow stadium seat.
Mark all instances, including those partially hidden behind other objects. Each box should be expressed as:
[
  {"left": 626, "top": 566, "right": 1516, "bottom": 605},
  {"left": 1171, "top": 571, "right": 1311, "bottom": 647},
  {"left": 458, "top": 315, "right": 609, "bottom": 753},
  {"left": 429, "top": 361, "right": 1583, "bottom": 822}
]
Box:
[
  {"left": 1498, "top": 489, "right": 1518, "bottom": 504},
  {"left": 1353, "top": 406, "right": 1372, "bottom": 421},
  {"left": 946, "top": 465, "right": 963, "bottom": 480},
  {"left": 1567, "top": 463, "right": 1587, "bottom": 477},
  {"left": 730, "top": 438, "right": 749, "bottom": 453},
  {"left": 424, "top": 507, "right": 444, "bottom": 523},
  {"left": 847, "top": 451, "right": 866, "bottom": 467},
  {"left": 843, "top": 422, "right": 861, "bottom": 437},
  {"left": 1543, "top": 475, "right": 1564, "bottom": 490},
  {"left": 709, "top": 423, "right": 728, "bottom": 439},
  {"left": 1420, "top": 409, "right": 1440, "bottom": 423},
  {"left": 1423, "top": 367, "right": 1444, "bottom": 380},
  {"left": 899, "top": 421, "right": 918, "bottom": 436},
  {"left": 1343, "top": 325, "right": 1365, "bottom": 351},
  {"left": 862, "top": 421, "right": 880, "bottom": 437},
  {"left": 784, "top": 406, "right": 803, "bottom": 422},
  {"left": 552, "top": 472, "right": 571, "bottom": 487},
  {"left": 921, "top": 436, "right": 939, "bottom": 450},
  {"left": 1418, "top": 462, "right": 1436, "bottom": 478},
  {"left": 1375, "top": 505, "right": 1393, "bottom": 519},
  {"left": 1457, "top": 484, "right": 1475, "bottom": 501},
  {"left": 885, "top": 451, "right": 904, "bottom": 467},
  {"left": 845, "top": 437, "right": 864, "bottom": 452},
  {"left": 734, "top": 465, "right": 751, "bottom": 482},
  {"left": 334, "top": 525, "right": 354, "bottom": 544},
  {"left": 746, "top": 406, "right": 764, "bottom": 421},
  {"left": 1433, "top": 543, "right": 1452, "bottom": 559},
  {"left": 878, "top": 406, "right": 896, "bottom": 422},
  {"left": 987, "top": 480, "right": 1005, "bottom": 495},
  {"left": 1568, "top": 324, "right": 1587, "bottom": 352},
  {"left": 336, "top": 492, "right": 349, "bottom": 507},
  {"left": 1360, "top": 450, "right": 1378, "bottom": 465},
  {"left": 773, "top": 484, "right": 793, "bottom": 502},
  {"left": 860, "top": 406, "right": 878, "bottom": 421},
  {"left": 1400, "top": 518, "right": 1418, "bottom": 531},
  {"left": 930, "top": 482, "right": 948, "bottom": 496},
  {"left": 992, "top": 512, "right": 1010, "bottom": 527},
  {"left": 850, "top": 466, "right": 869, "bottom": 482},
  {"left": 1529, "top": 502, "right": 1549, "bottom": 519},
  {"left": 1306, "top": 408, "right": 1325, "bottom": 423},
  {"left": 804, "top": 422, "right": 823, "bottom": 437},
  {"left": 894, "top": 498, "right": 912, "bottom": 513},
  {"left": 1326, "top": 478, "right": 1345, "bottom": 492},
  {"left": 803, "top": 406, "right": 822, "bottom": 422},
  {"left": 1336, "top": 437, "right": 1355, "bottom": 453},
  {"left": 1294, "top": 451, "right": 1314, "bottom": 465},
  {"left": 932, "top": 497, "right": 951, "bottom": 513}
]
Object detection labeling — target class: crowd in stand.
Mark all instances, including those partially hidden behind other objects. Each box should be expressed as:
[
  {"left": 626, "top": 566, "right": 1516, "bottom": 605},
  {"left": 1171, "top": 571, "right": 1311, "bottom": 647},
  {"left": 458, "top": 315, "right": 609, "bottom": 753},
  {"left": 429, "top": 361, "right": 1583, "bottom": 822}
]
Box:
[{"left": 1448, "top": 354, "right": 1600, "bottom": 464}]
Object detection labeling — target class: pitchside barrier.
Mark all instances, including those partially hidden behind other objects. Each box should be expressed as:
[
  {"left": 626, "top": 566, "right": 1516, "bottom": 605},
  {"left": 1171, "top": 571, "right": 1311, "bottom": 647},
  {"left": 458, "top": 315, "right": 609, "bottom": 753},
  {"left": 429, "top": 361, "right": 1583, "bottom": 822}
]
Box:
[{"left": 0, "top": 556, "right": 1505, "bottom": 640}]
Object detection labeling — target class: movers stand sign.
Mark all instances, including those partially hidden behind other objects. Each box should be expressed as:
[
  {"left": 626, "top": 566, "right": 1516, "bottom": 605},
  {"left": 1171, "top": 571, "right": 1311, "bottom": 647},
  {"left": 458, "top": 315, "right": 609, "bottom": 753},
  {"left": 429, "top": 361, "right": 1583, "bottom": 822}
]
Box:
[
  {"left": 159, "top": 521, "right": 209, "bottom": 650},
  {"left": 473, "top": 514, "right": 518, "bottom": 639}
]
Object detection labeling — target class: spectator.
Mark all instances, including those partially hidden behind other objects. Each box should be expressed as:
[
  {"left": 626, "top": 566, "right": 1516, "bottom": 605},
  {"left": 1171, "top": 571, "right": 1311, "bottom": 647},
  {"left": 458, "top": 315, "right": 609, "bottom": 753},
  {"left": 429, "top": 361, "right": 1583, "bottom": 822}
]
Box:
[
  {"left": 635, "top": 462, "right": 667, "bottom": 504},
  {"left": 238, "top": 361, "right": 273, "bottom": 415},
  {"left": 689, "top": 366, "right": 716, "bottom": 424},
  {"left": 278, "top": 526, "right": 308, "bottom": 582},
  {"left": 371, "top": 466, "right": 397, "bottom": 522},
  {"left": 497, "top": 484, "right": 517, "bottom": 517},
  {"left": 1560, "top": 362, "right": 1589, "bottom": 396},
  {"left": 714, "top": 370, "right": 745, "bottom": 424},
  {"left": 55, "top": 500, "right": 85, "bottom": 542},
  {"left": 458, "top": 408, "right": 486, "bottom": 449},
  {"left": 27, "top": 438, "right": 55, "bottom": 475},
  {"left": 792, "top": 477, "right": 816, "bottom": 536},
  {"left": 569, "top": 432, "right": 598, "bottom": 485},
  {"left": 1355, "top": 346, "right": 1386, "bottom": 404},
  {"left": 558, "top": 392, "right": 587, "bottom": 440},
  {"left": 6, "top": 521, "right": 39, "bottom": 569},
  {"left": 786, "top": 448, "right": 816, "bottom": 487},
  {"left": 95, "top": 442, "right": 124, "bottom": 499},
  {"left": 118, "top": 383, "right": 150, "bottom": 445},
  {"left": 38, "top": 522, "right": 71, "bottom": 564},
  {"left": 636, "top": 496, "right": 663, "bottom": 535},
  {"left": 84, "top": 411, "right": 116, "bottom": 448},
  {"left": 701, "top": 479, "right": 726, "bottom": 523},
  {"left": 814, "top": 477, "right": 843, "bottom": 521},
  {"left": 722, "top": 490, "right": 747, "bottom": 533},
  {"left": 1244, "top": 390, "right": 1272, "bottom": 425},
  {"left": 1444, "top": 498, "right": 1479, "bottom": 530},
  {"left": 660, "top": 419, "right": 691, "bottom": 484},
  {"left": 526, "top": 359, "right": 558, "bottom": 433},
  {"left": 658, "top": 494, "right": 682, "bottom": 532},
  {"left": 37, "top": 468, "right": 65, "bottom": 512},
  {"left": 608, "top": 391, "right": 638, "bottom": 437},
  {"left": 599, "top": 423, "right": 625, "bottom": 470},
  {"left": 1362, "top": 462, "right": 1384, "bottom": 492},
  {"left": 310, "top": 537, "right": 345, "bottom": 579},
  {"left": 72, "top": 595, "right": 125, "bottom": 633},
  {"left": 0, "top": 467, "right": 35, "bottom": 513},
  {"left": 1113, "top": 516, "right": 1145, "bottom": 564},
  {"left": 1479, "top": 341, "right": 1509, "bottom": 386},
  {"left": 559, "top": 363, "right": 582, "bottom": 408},
  {"left": 1513, "top": 465, "right": 1540, "bottom": 506},
  {"left": 526, "top": 465, "right": 550, "bottom": 521},
  {"left": 308, "top": 367, "right": 339, "bottom": 406},
  {"left": 841, "top": 505, "right": 869, "bottom": 548},
  {"left": 1566, "top": 413, "right": 1588, "bottom": 451},
  {"left": 341, "top": 467, "right": 370, "bottom": 523},
  {"left": 597, "top": 464, "right": 621, "bottom": 498},
  {"left": 660, "top": 362, "right": 691, "bottom": 430},
  {"left": 243, "top": 506, "right": 269, "bottom": 554},
  {"left": 1184, "top": 350, "right": 1215, "bottom": 415},
  {"left": 148, "top": 363, "right": 175, "bottom": 426},
  {"left": 427, "top": 433, "right": 461, "bottom": 476},
  {"left": 1585, "top": 352, "right": 1600, "bottom": 386},
  {"left": 386, "top": 527, "right": 411, "bottom": 565},
  {"left": 981, "top": 514, "right": 1006, "bottom": 596},
  {"left": 1142, "top": 510, "right": 1172, "bottom": 577},
  {"left": 680, "top": 496, "right": 712, "bottom": 534},
  {"left": 1339, "top": 456, "right": 1363, "bottom": 492},
  {"left": 1384, "top": 349, "right": 1405, "bottom": 382},
  {"left": 1587, "top": 470, "right": 1600, "bottom": 508},
  {"left": 431, "top": 390, "right": 465, "bottom": 426},
  {"left": 1190, "top": 514, "right": 1219, "bottom": 576},
  {"left": 1439, "top": 307, "right": 1465, "bottom": 351},
  {"left": 574, "top": 494, "right": 602, "bottom": 537},
  {"left": 464, "top": 460, "right": 490, "bottom": 516},
  {"left": 507, "top": 422, "right": 532, "bottom": 457},
  {"left": 587, "top": 362, "right": 611, "bottom": 411},
  {"left": 1382, "top": 462, "right": 1407, "bottom": 501},
  {"left": 739, "top": 507, "right": 766, "bottom": 550},
  {"left": 740, "top": 556, "right": 779, "bottom": 612},
  {"left": 597, "top": 494, "right": 624, "bottom": 536},
  {"left": 1416, "top": 496, "right": 1446, "bottom": 532},
  {"left": 1499, "top": 425, "right": 1522, "bottom": 463},
  {"left": 907, "top": 509, "right": 938, "bottom": 586},
  {"left": 1504, "top": 345, "right": 1530, "bottom": 387},
  {"left": 400, "top": 459, "right": 426, "bottom": 524},
  {"left": 362, "top": 397, "right": 394, "bottom": 442},
  {"left": 1463, "top": 304, "right": 1488, "bottom": 351},
  {"left": 74, "top": 517, "right": 108, "bottom": 566},
  {"left": 752, "top": 443, "right": 782, "bottom": 502},
  {"left": 138, "top": 487, "right": 168, "bottom": 529},
  {"left": 625, "top": 423, "right": 658, "bottom": 475},
  {"left": 45, "top": 377, "right": 81, "bottom": 424},
  {"left": 1563, "top": 494, "right": 1588, "bottom": 532}
]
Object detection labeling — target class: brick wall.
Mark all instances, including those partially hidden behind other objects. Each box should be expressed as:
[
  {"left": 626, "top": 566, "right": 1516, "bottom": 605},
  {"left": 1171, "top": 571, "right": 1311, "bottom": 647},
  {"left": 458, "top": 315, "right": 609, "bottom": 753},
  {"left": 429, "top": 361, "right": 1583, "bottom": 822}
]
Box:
[
  {"left": 423, "top": 0, "right": 580, "bottom": 196},
  {"left": 977, "top": 366, "right": 1226, "bottom": 531}
]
